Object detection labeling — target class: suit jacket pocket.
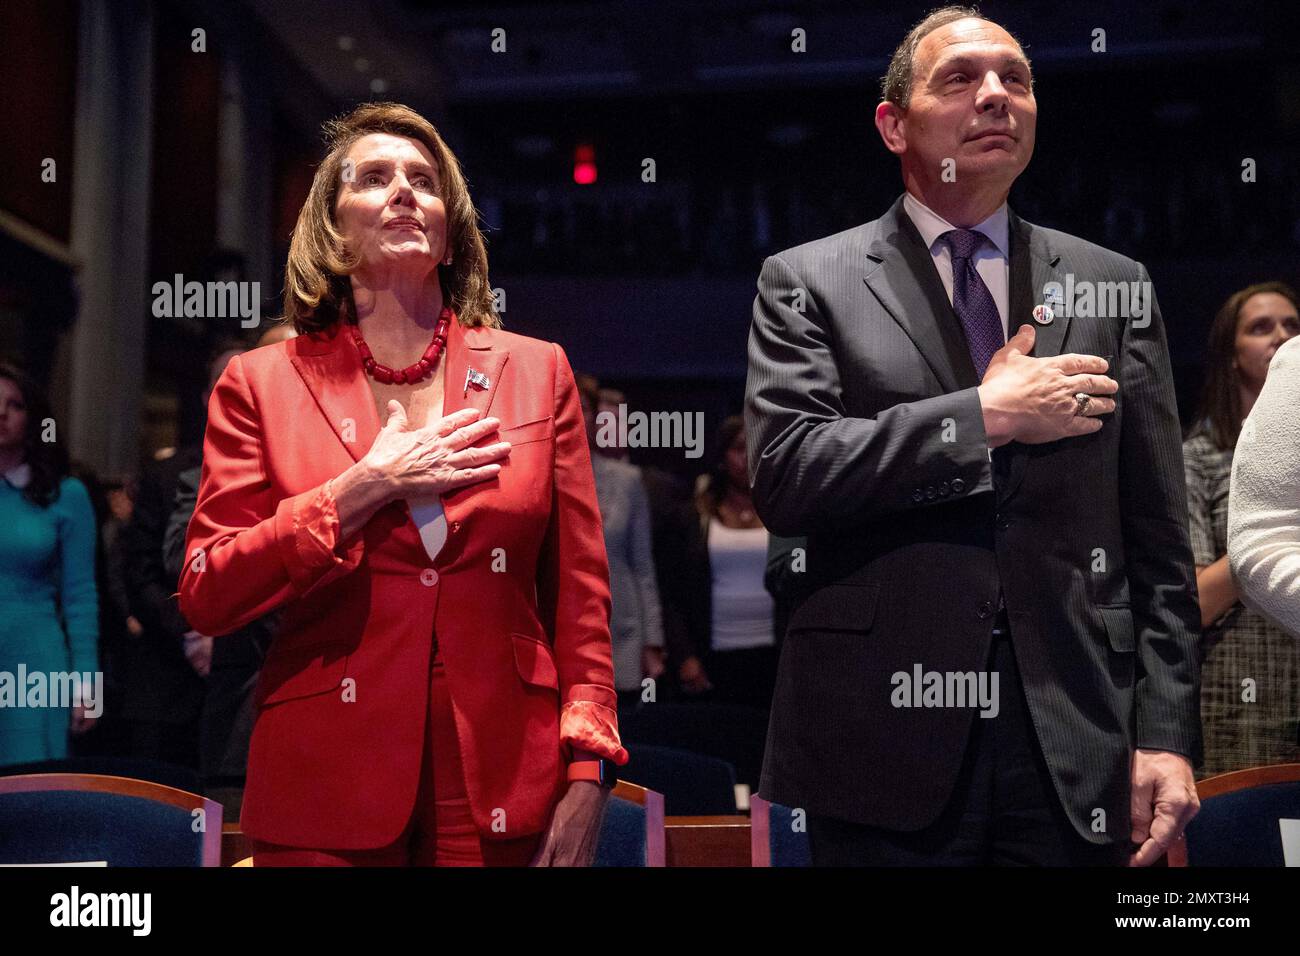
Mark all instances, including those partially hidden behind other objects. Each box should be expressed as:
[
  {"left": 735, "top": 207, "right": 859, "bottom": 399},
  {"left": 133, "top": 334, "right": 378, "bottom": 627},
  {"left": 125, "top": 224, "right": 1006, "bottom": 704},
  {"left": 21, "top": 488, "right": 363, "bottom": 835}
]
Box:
[
  {"left": 788, "top": 583, "right": 880, "bottom": 634},
  {"left": 500, "top": 415, "right": 555, "bottom": 446},
  {"left": 512, "top": 632, "right": 560, "bottom": 690},
  {"left": 1097, "top": 604, "right": 1135, "bottom": 653},
  {"left": 257, "top": 642, "right": 349, "bottom": 706}
]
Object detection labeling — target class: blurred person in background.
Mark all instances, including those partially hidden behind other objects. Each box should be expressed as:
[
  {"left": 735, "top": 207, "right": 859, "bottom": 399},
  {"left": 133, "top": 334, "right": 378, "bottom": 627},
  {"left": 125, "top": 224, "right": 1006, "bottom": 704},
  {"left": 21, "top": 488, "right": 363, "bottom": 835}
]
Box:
[
  {"left": 590, "top": 384, "right": 694, "bottom": 699},
  {"left": 0, "top": 362, "right": 99, "bottom": 765},
  {"left": 673, "top": 415, "right": 781, "bottom": 711},
  {"left": 63, "top": 464, "right": 132, "bottom": 757},
  {"left": 577, "top": 374, "right": 666, "bottom": 713},
  {"left": 101, "top": 477, "right": 141, "bottom": 645},
  {"left": 1185, "top": 282, "right": 1300, "bottom": 776},
  {"left": 162, "top": 320, "right": 294, "bottom": 809},
  {"left": 593, "top": 388, "right": 626, "bottom": 460},
  {"left": 95, "top": 474, "right": 139, "bottom": 756},
  {"left": 119, "top": 340, "right": 245, "bottom": 769}
]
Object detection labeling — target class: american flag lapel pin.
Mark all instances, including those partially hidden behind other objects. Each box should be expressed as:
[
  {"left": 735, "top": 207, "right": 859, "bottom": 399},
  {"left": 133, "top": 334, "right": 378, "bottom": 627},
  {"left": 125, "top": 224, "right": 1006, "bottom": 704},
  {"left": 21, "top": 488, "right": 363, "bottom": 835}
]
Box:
[{"left": 464, "top": 367, "right": 490, "bottom": 397}]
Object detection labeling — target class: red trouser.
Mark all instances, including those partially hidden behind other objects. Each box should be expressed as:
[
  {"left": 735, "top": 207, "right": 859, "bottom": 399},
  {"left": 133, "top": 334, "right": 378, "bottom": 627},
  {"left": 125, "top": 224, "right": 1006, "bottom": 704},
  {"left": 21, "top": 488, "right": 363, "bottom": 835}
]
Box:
[{"left": 251, "top": 653, "right": 543, "bottom": 866}]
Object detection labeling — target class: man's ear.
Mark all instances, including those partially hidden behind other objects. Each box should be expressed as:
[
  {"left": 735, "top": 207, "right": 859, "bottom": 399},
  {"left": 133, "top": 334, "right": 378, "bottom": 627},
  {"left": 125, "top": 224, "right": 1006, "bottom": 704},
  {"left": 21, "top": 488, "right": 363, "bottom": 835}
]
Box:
[{"left": 875, "top": 101, "right": 907, "bottom": 156}]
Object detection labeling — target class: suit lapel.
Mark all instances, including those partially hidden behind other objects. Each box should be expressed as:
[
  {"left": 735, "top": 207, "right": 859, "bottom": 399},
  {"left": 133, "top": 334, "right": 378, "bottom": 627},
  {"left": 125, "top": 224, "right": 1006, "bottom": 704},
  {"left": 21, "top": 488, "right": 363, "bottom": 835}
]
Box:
[
  {"left": 1008, "top": 208, "right": 1068, "bottom": 360},
  {"left": 441, "top": 314, "right": 508, "bottom": 423},
  {"left": 289, "top": 324, "right": 382, "bottom": 464},
  {"left": 436, "top": 315, "right": 509, "bottom": 526},
  {"left": 1001, "top": 211, "right": 1065, "bottom": 503},
  {"left": 864, "top": 196, "right": 981, "bottom": 394}
]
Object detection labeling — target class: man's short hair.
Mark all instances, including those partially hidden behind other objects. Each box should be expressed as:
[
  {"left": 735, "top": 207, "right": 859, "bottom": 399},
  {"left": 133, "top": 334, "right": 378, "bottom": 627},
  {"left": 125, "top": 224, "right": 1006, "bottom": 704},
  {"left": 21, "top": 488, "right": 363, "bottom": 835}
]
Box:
[{"left": 881, "top": 5, "right": 1028, "bottom": 109}]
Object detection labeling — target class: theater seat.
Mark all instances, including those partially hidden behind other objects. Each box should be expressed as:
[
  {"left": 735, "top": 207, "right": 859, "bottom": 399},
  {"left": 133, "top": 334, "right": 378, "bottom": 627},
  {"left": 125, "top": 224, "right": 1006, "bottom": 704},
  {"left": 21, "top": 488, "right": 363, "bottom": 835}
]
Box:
[
  {"left": 1167, "top": 764, "right": 1300, "bottom": 866},
  {"left": 750, "top": 795, "right": 811, "bottom": 867},
  {"left": 595, "top": 781, "right": 665, "bottom": 867},
  {"left": 0, "top": 773, "right": 223, "bottom": 867}
]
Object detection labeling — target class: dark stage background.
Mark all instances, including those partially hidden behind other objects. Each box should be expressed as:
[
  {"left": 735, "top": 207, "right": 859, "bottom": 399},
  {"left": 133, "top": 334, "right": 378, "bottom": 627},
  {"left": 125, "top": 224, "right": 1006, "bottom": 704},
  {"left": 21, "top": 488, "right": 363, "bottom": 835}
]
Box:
[{"left": 1, "top": 0, "right": 1297, "bottom": 479}]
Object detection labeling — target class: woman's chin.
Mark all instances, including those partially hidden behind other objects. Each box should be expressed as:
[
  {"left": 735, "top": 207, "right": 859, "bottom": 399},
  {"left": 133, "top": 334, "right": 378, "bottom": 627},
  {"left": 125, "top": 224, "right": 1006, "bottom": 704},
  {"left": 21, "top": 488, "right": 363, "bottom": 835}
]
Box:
[
  {"left": 370, "top": 241, "right": 434, "bottom": 266},
  {"left": 381, "top": 237, "right": 430, "bottom": 254}
]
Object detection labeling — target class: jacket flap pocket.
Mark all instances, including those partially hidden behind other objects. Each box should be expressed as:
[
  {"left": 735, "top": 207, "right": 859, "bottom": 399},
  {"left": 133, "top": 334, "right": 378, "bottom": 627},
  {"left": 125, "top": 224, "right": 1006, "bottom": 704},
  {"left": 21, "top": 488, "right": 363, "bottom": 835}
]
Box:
[
  {"left": 499, "top": 415, "right": 555, "bottom": 445},
  {"left": 512, "top": 632, "right": 559, "bottom": 689},
  {"left": 788, "top": 583, "right": 880, "bottom": 634},
  {"left": 1098, "top": 605, "right": 1135, "bottom": 653},
  {"left": 257, "top": 643, "right": 349, "bottom": 706}
]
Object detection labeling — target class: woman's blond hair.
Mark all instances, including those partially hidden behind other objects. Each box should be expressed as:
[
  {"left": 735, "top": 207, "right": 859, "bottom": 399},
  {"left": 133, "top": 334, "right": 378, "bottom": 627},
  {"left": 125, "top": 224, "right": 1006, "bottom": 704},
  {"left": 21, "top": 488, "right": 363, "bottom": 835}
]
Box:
[{"left": 283, "top": 101, "right": 500, "bottom": 333}]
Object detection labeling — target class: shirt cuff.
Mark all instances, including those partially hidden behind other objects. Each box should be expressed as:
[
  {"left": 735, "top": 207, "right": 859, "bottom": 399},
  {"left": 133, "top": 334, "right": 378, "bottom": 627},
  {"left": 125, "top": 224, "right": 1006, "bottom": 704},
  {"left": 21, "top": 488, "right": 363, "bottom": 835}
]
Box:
[
  {"left": 560, "top": 700, "right": 629, "bottom": 765},
  {"left": 273, "top": 481, "right": 362, "bottom": 594}
]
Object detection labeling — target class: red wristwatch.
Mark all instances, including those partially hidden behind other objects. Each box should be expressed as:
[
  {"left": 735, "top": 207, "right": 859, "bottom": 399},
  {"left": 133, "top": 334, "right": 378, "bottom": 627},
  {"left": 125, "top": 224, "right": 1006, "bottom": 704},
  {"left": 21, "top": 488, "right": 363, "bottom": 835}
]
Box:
[{"left": 567, "top": 758, "right": 618, "bottom": 789}]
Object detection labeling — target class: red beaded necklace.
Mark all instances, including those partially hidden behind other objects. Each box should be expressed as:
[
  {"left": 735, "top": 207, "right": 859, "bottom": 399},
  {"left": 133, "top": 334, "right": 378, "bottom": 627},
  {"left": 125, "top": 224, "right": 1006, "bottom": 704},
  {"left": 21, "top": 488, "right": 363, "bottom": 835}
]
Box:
[{"left": 349, "top": 306, "right": 454, "bottom": 385}]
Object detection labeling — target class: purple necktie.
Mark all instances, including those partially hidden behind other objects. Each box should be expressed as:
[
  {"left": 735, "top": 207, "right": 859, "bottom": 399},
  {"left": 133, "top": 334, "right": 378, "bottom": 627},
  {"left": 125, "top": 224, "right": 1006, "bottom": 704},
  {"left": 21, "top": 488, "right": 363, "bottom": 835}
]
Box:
[{"left": 943, "top": 229, "right": 1004, "bottom": 378}]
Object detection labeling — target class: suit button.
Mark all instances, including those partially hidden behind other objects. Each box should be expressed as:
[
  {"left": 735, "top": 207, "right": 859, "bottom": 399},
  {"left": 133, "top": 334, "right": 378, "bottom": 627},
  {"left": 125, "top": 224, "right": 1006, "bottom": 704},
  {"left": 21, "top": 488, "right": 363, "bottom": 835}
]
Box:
[
  {"left": 451, "top": 522, "right": 461, "bottom": 534},
  {"left": 997, "top": 514, "right": 1012, "bottom": 531},
  {"left": 912, "top": 489, "right": 924, "bottom": 503},
  {"left": 977, "top": 601, "right": 993, "bottom": 619},
  {"left": 420, "top": 568, "right": 439, "bottom": 587},
  {"left": 951, "top": 478, "right": 965, "bottom": 494},
  {"left": 939, "top": 480, "right": 950, "bottom": 496},
  {"left": 925, "top": 486, "right": 937, "bottom": 501}
]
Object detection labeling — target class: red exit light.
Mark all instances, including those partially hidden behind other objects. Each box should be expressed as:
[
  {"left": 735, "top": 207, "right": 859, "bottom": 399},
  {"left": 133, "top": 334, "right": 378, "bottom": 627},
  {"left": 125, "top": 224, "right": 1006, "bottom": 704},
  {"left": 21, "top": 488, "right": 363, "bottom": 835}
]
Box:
[{"left": 573, "top": 143, "right": 597, "bottom": 185}]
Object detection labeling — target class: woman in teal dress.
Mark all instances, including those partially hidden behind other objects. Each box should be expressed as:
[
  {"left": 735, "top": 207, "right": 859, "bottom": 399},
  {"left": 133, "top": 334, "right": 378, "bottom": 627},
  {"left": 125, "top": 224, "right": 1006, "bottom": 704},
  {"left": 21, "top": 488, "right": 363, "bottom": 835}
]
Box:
[{"left": 0, "top": 362, "right": 99, "bottom": 766}]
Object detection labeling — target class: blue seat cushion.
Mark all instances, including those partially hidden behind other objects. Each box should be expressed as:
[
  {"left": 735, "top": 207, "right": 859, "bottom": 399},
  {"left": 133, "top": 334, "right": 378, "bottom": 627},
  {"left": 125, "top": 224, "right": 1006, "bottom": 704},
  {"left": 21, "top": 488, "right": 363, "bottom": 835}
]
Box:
[
  {"left": 1186, "top": 782, "right": 1300, "bottom": 867},
  {"left": 0, "top": 791, "right": 206, "bottom": 867}
]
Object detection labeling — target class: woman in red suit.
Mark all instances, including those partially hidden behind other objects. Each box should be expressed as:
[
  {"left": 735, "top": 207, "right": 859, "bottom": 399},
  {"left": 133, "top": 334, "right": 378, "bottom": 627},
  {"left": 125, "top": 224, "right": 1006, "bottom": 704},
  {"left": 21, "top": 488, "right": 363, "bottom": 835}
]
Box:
[{"left": 178, "top": 102, "right": 627, "bottom": 866}]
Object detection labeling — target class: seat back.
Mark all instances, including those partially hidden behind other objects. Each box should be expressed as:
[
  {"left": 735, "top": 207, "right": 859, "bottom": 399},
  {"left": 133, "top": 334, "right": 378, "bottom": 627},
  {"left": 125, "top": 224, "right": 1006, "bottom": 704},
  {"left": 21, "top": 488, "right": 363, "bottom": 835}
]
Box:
[
  {"left": 595, "top": 780, "right": 665, "bottom": 866},
  {"left": 1169, "top": 764, "right": 1300, "bottom": 867},
  {"left": 0, "top": 773, "right": 223, "bottom": 867},
  {"left": 750, "top": 795, "right": 811, "bottom": 867}
]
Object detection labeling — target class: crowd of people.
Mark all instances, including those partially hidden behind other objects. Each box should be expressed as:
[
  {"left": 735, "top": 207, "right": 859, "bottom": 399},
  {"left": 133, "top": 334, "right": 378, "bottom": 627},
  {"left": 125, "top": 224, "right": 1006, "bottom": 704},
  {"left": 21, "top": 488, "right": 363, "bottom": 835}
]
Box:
[{"left": 1, "top": 278, "right": 1298, "bottom": 811}]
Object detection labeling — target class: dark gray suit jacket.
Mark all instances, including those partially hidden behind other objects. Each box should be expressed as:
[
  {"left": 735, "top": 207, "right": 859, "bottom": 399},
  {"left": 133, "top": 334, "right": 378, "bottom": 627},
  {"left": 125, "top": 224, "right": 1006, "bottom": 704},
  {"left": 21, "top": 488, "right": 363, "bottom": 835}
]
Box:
[{"left": 744, "top": 194, "right": 1201, "bottom": 845}]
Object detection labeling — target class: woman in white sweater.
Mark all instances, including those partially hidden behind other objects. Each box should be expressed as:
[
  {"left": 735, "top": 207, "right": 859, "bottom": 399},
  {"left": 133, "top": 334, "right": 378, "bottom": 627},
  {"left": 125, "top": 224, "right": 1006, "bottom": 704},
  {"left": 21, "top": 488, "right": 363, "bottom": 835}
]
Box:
[
  {"left": 1229, "top": 333, "right": 1300, "bottom": 636},
  {"left": 1188, "top": 283, "right": 1300, "bottom": 776}
]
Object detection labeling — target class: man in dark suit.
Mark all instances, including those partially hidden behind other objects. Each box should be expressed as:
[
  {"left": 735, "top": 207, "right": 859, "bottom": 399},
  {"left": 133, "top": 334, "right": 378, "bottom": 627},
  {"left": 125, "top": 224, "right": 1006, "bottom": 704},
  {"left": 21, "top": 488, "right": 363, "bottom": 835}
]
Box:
[
  {"left": 119, "top": 442, "right": 206, "bottom": 767},
  {"left": 745, "top": 6, "right": 1200, "bottom": 865},
  {"left": 118, "top": 338, "right": 252, "bottom": 771}
]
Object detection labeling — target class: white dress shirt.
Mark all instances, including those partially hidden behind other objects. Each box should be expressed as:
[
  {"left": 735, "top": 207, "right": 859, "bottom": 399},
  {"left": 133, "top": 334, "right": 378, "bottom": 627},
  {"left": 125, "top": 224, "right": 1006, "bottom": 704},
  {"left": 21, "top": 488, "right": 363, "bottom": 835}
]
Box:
[
  {"left": 410, "top": 496, "right": 447, "bottom": 561},
  {"left": 902, "top": 191, "right": 1011, "bottom": 341}
]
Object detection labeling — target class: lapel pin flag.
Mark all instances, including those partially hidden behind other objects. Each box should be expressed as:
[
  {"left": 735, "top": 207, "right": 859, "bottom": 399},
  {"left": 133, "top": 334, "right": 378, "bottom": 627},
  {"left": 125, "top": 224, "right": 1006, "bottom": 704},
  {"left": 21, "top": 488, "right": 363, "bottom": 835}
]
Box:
[{"left": 464, "top": 367, "right": 491, "bottom": 396}]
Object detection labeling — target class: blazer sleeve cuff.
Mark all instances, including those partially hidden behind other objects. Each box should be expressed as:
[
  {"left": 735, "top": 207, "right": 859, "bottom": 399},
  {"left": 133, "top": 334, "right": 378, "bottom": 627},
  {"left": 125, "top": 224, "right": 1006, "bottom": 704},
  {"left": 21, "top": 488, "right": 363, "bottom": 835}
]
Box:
[
  {"left": 560, "top": 690, "right": 629, "bottom": 765},
  {"left": 273, "top": 482, "right": 362, "bottom": 594}
]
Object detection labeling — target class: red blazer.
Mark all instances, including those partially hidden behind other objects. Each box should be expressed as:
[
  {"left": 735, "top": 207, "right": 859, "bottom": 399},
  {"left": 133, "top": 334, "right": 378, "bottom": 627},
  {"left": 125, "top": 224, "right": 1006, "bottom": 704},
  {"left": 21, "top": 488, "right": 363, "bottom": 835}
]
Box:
[{"left": 178, "top": 316, "right": 627, "bottom": 849}]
